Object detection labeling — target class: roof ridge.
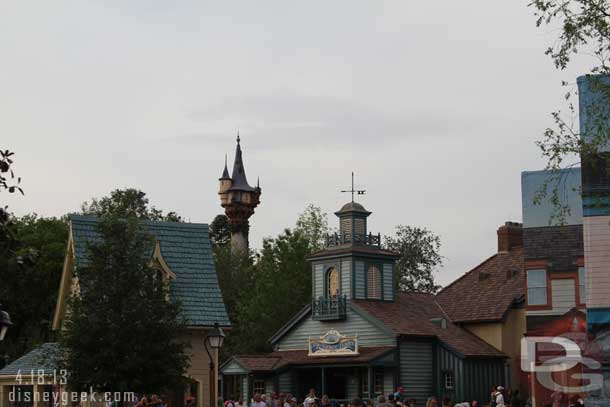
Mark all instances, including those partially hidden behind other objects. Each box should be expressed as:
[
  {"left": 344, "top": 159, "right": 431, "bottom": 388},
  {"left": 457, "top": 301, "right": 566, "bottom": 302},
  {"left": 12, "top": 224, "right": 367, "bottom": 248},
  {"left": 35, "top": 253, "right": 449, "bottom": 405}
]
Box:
[
  {"left": 69, "top": 214, "right": 209, "bottom": 229},
  {"left": 436, "top": 252, "right": 499, "bottom": 296}
]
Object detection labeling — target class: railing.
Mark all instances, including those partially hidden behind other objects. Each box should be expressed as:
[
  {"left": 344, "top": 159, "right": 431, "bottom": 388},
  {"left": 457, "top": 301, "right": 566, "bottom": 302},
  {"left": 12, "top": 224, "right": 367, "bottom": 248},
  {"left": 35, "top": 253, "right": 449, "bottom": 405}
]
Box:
[
  {"left": 312, "top": 295, "right": 347, "bottom": 321},
  {"left": 325, "top": 232, "right": 382, "bottom": 248}
]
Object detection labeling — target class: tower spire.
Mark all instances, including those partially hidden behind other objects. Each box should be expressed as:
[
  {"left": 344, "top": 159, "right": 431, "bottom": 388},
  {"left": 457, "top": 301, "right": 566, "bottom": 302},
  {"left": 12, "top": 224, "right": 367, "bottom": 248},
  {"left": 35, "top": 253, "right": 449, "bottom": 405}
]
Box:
[
  {"left": 220, "top": 154, "right": 230, "bottom": 179},
  {"left": 219, "top": 134, "right": 262, "bottom": 254}
]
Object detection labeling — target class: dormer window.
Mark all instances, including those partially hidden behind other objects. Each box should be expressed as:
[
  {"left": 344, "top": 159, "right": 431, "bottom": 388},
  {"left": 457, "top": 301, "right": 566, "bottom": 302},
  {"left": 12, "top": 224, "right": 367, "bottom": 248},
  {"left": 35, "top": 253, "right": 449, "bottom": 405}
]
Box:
[
  {"left": 327, "top": 267, "right": 340, "bottom": 298},
  {"left": 367, "top": 266, "right": 382, "bottom": 299}
]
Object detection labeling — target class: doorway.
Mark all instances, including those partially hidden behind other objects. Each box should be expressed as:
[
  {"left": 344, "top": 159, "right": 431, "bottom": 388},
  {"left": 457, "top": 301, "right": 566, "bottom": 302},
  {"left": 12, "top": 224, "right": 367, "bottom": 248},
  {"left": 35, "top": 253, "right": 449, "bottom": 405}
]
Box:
[{"left": 326, "top": 369, "right": 347, "bottom": 400}]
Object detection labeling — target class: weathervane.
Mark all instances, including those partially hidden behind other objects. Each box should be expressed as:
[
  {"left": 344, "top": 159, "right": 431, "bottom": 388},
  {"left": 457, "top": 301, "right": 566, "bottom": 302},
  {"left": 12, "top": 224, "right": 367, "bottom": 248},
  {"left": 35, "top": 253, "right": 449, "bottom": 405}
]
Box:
[{"left": 341, "top": 172, "right": 366, "bottom": 203}]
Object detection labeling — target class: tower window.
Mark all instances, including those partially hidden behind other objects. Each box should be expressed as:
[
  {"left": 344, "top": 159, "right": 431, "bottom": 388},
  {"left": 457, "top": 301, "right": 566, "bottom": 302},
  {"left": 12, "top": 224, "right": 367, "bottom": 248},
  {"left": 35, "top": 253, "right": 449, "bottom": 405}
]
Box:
[
  {"left": 367, "top": 266, "right": 381, "bottom": 299},
  {"left": 327, "top": 267, "right": 340, "bottom": 297}
]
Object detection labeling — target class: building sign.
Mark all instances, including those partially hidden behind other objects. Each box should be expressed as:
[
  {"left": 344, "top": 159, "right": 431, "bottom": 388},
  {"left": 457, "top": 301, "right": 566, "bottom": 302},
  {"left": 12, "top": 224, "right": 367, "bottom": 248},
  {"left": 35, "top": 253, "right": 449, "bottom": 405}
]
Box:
[{"left": 308, "top": 329, "right": 359, "bottom": 357}]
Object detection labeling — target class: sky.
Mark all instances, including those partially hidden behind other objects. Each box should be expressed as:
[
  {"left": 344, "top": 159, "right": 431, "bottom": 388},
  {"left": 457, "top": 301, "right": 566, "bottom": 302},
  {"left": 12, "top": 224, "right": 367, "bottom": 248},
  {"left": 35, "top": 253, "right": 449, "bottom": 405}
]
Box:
[{"left": 1, "top": 1, "right": 592, "bottom": 286}]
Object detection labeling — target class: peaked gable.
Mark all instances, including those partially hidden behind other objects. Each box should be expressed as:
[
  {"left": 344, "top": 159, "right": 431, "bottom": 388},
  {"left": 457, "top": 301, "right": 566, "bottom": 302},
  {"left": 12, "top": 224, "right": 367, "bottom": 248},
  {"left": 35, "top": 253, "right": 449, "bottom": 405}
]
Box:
[{"left": 54, "top": 215, "right": 230, "bottom": 328}]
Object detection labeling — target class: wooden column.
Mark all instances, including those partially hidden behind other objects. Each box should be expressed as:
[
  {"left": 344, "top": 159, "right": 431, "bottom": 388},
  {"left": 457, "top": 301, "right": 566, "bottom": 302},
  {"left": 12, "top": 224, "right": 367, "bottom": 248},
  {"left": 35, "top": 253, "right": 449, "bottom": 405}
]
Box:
[{"left": 321, "top": 368, "right": 326, "bottom": 396}]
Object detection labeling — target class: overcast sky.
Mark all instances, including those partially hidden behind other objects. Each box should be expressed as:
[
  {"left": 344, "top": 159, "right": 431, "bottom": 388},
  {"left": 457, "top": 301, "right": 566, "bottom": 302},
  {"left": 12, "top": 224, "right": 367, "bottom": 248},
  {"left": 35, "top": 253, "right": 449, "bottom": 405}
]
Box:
[{"left": 2, "top": 1, "right": 591, "bottom": 286}]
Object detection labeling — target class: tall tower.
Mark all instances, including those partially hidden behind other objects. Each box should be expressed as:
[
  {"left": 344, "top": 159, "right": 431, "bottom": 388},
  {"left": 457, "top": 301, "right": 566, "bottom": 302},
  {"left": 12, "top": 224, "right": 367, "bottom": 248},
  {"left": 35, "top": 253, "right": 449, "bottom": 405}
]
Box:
[{"left": 218, "top": 135, "right": 262, "bottom": 254}]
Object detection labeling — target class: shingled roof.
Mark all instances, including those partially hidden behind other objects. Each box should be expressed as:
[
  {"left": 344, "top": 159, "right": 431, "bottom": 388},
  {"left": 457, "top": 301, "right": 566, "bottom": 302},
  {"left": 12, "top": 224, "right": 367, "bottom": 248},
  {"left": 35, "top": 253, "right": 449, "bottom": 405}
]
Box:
[
  {"left": 0, "top": 343, "right": 58, "bottom": 376},
  {"left": 353, "top": 293, "right": 505, "bottom": 358},
  {"left": 69, "top": 215, "right": 230, "bottom": 327},
  {"left": 436, "top": 247, "right": 524, "bottom": 323}
]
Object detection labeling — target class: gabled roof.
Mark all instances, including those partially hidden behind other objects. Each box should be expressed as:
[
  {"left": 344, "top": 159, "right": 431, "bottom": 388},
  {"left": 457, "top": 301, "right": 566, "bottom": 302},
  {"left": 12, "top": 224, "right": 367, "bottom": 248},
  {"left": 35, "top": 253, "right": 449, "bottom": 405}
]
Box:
[
  {"left": 67, "top": 215, "right": 230, "bottom": 327},
  {"left": 353, "top": 293, "right": 505, "bottom": 358},
  {"left": 221, "top": 355, "right": 284, "bottom": 374},
  {"left": 0, "top": 343, "right": 58, "bottom": 376},
  {"left": 436, "top": 247, "right": 524, "bottom": 323}
]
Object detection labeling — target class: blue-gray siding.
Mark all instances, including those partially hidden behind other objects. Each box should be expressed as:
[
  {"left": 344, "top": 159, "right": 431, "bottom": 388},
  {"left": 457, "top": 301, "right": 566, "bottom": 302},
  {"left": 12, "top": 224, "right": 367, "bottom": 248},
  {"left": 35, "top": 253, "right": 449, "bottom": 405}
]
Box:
[
  {"left": 383, "top": 264, "right": 394, "bottom": 301},
  {"left": 462, "top": 359, "right": 504, "bottom": 403},
  {"left": 274, "top": 306, "right": 395, "bottom": 350},
  {"left": 278, "top": 371, "right": 293, "bottom": 394},
  {"left": 341, "top": 260, "right": 351, "bottom": 299},
  {"left": 355, "top": 261, "right": 365, "bottom": 299},
  {"left": 400, "top": 340, "right": 434, "bottom": 406},
  {"left": 437, "top": 345, "right": 464, "bottom": 402},
  {"left": 313, "top": 264, "right": 324, "bottom": 298}
]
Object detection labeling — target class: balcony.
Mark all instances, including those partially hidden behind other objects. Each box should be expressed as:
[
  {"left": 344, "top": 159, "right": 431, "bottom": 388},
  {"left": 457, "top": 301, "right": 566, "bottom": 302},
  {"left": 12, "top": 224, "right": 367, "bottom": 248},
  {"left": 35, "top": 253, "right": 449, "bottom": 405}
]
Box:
[
  {"left": 325, "top": 232, "right": 382, "bottom": 248},
  {"left": 312, "top": 295, "right": 348, "bottom": 321}
]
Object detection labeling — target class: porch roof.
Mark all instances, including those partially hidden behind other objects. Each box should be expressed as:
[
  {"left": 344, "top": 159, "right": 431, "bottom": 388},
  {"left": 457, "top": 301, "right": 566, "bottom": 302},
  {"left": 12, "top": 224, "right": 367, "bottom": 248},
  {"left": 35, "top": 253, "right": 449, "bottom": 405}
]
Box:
[
  {"left": 271, "top": 346, "right": 395, "bottom": 369},
  {"left": 0, "top": 343, "right": 58, "bottom": 377}
]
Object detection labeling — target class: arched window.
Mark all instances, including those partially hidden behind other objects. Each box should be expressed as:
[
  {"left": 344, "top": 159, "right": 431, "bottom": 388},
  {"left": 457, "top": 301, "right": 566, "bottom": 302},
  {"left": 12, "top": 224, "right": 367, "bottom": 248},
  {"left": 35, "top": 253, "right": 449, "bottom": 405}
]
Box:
[
  {"left": 327, "top": 267, "right": 340, "bottom": 298},
  {"left": 367, "top": 266, "right": 381, "bottom": 299}
]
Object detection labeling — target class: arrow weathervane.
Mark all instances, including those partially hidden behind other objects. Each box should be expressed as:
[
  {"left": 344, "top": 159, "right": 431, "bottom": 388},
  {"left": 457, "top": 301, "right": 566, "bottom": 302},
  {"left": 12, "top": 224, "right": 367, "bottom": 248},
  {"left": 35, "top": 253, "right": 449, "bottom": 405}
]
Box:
[{"left": 341, "top": 172, "right": 366, "bottom": 203}]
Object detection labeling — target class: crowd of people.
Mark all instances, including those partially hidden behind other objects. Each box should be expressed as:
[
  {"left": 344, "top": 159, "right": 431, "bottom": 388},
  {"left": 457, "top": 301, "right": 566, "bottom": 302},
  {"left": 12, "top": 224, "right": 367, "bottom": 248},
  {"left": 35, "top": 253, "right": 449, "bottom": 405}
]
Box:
[
  {"left": 221, "top": 385, "right": 591, "bottom": 407},
  {"left": 221, "top": 385, "right": 526, "bottom": 407}
]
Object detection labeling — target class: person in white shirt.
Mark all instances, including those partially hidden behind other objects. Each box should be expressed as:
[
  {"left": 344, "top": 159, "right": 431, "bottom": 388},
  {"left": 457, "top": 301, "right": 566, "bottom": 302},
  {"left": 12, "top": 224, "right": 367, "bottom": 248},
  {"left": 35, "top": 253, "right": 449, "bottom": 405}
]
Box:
[
  {"left": 495, "top": 387, "right": 505, "bottom": 407},
  {"left": 253, "top": 394, "right": 267, "bottom": 407}
]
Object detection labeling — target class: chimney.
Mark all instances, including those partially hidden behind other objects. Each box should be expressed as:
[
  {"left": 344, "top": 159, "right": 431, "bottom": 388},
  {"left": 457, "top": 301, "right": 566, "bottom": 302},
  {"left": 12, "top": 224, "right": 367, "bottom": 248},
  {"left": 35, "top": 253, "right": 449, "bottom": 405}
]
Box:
[{"left": 497, "top": 221, "right": 523, "bottom": 252}]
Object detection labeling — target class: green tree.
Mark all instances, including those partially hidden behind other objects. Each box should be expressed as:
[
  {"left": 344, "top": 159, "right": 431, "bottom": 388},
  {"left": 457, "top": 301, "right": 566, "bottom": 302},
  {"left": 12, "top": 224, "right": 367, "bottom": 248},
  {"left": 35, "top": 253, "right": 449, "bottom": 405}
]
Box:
[
  {"left": 295, "top": 204, "right": 330, "bottom": 252},
  {"left": 210, "top": 214, "right": 231, "bottom": 247},
  {"left": 0, "top": 215, "right": 68, "bottom": 361},
  {"left": 384, "top": 225, "right": 442, "bottom": 293},
  {"left": 81, "top": 188, "right": 182, "bottom": 222},
  {"left": 227, "top": 229, "right": 312, "bottom": 355},
  {"left": 529, "top": 0, "right": 610, "bottom": 222},
  {"left": 59, "top": 215, "right": 189, "bottom": 393}
]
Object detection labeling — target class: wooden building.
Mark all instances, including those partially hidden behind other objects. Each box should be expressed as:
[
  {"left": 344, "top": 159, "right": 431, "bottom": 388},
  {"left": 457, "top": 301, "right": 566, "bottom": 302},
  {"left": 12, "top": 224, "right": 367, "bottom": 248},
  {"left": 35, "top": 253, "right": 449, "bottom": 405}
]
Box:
[
  {"left": 0, "top": 216, "right": 231, "bottom": 407},
  {"left": 221, "top": 201, "right": 508, "bottom": 405}
]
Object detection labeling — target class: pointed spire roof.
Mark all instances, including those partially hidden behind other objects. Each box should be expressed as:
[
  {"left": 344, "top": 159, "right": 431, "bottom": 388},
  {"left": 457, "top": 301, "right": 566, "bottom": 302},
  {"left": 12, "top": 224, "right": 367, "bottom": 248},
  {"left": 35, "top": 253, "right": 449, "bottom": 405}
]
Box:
[
  {"left": 229, "top": 133, "right": 256, "bottom": 192},
  {"left": 220, "top": 154, "right": 231, "bottom": 180}
]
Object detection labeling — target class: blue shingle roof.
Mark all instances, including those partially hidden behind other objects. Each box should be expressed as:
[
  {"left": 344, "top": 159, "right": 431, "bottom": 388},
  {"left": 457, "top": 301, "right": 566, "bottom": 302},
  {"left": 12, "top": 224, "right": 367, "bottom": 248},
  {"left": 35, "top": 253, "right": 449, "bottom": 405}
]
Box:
[
  {"left": 0, "top": 343, "right": 59, "bottom": 376},
  {"left": 69, "top": 215, "right": 230, "bottom": 327}
]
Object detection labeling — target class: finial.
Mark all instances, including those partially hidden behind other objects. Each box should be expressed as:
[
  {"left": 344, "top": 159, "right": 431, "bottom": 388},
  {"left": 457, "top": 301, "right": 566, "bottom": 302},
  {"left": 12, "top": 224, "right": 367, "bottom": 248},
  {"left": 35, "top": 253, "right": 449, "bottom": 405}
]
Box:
[
  {"left": 257, "top": 176, "right": 260, "bottom": 188},
  {"left": 225, "top": 154, "right": 227, "bottom": 166},
  {"left": 237, "top": 131, "right": 240, "bottom": 145}
]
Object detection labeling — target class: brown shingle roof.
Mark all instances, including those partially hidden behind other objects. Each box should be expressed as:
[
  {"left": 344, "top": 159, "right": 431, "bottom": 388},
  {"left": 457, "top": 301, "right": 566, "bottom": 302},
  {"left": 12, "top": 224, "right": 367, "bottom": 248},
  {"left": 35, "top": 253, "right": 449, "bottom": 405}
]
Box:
[
  {"left": 436, "top": 246, "right": 524, "bottom": 323},
  {"left": 353, "top": 293, "right": 505, "bottom": 358},
  {"left": 234, "top": 355, "right": 283, "bottom": 372}
]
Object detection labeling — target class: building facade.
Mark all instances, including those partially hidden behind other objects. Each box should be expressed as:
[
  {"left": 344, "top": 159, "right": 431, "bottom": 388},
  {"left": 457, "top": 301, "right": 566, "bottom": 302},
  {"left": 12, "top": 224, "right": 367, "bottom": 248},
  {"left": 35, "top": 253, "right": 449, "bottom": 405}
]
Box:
[
  {"left": 521, "top": 168, "right": 588, "bottom": 407},
  {"left": 221, "top": 201, "right": 508, "bottom": 405},
  {"left": 0, "top": 216, "right": 231, "bottom": 407}
]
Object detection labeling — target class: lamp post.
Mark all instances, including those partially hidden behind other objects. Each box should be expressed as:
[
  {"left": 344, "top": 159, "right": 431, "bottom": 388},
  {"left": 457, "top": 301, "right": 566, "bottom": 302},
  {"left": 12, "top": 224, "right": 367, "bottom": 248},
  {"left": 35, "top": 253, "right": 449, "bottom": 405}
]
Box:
[
  {"left": 204, "top": 323, "right": 225, "bottom": 407},
  {"left": 0, "top": 304, "right": 12, "bottom": 341}
]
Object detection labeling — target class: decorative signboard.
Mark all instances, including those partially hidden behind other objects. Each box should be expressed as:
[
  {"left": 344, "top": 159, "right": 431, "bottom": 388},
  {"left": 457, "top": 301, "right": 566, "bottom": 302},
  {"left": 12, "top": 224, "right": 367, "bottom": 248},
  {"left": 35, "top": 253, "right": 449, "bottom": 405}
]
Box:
[{"left": 308, "top": 329, "right": 359, "bottom": 357}]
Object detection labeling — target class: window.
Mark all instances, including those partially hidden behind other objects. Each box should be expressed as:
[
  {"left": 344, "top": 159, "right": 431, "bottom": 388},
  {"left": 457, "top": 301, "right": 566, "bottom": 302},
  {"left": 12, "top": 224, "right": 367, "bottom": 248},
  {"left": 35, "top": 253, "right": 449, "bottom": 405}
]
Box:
[
  {"left": 253, "top": 380, "right": 265, "bottom": 396},
  {"left": 367, "top": 266, "right": 382, "bottom": 299},
  {"left": 444, "top": 371, "right": 454, "bottom": 389},
  {"left": 361, "top": 370, "right": 369, "bottom": 394},
  {"left": 374, "top": 371, "right": 383, "bottom": 395},
  {"left": 327, "top": 267, "right": 340, "bottom": 297},
  {"left": 579, "top": 267, "right": 586, "bottom": 304},
  {"left": 527, "top": 269, "right": 547, "bottom": 305}
]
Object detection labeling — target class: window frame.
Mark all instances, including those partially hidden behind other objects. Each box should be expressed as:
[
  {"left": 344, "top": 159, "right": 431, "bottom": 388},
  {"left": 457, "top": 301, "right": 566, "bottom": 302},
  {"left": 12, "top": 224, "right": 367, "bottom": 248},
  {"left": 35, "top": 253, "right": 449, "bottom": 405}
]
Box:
[
  {"left": 366, "top": 265, "right": 382, "bottom": 300},
  {"left": 327, "top": 267, "right": 340, "bottom": 298},
  {"left": 527, "top": 268, "right": 548, "bottom": 306},
  {"left": 443, "top": 370, "right": 454, "bottom": 390},
  {"left": 578, "top": 266, "right": 586, "bottom": 306},
  {"left": 253, "top": 379, "right": 265, "bottom": 396},
  {"left": 373, "top": 370, "right": 383, "bottom": 395}
]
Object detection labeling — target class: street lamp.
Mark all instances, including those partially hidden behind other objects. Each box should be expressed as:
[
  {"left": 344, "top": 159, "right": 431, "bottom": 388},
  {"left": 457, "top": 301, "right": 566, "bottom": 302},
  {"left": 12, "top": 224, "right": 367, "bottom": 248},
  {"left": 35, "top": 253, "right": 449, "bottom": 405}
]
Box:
[
  {"left": 204, "top": 323, "right": 225, "bottom": 407},
  {"left": 0, "top": 304, "right": 12, "bottom": 341}
]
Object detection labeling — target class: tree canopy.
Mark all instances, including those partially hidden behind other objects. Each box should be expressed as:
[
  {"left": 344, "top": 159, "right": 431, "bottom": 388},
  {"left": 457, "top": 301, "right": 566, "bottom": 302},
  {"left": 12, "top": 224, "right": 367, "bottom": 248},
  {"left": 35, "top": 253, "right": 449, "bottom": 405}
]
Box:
[
  {"left": 529, "top": 0, "right": 610, "bottom": 221},
  {"left": 59, "top": 215, "right": 189, "bottom": 393},
  {"left": 81, "top": 188, "right": 182, "bottom": 222},
  {"left": 384, "top": 225, "right": 443, "bottom": 293}
]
